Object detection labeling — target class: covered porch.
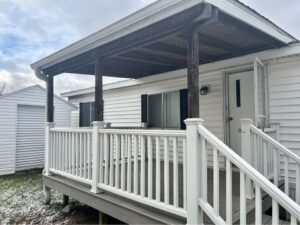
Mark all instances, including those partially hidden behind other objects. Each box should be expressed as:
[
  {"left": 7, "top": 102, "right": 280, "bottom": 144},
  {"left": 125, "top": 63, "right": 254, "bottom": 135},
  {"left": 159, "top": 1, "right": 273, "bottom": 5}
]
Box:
[{"left": 31, "top": 0, "right": 299, "bottom": 224}]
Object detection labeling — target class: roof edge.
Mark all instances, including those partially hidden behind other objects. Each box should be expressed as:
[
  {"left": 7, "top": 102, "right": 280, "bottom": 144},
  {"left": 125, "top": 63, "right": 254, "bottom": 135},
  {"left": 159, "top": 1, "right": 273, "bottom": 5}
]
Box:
[
  {"left": 61, "top": 42, "right": 300, "bottom": 98},
  {"left": 0, "top": 85, "right": 78, "bottom": 109}
]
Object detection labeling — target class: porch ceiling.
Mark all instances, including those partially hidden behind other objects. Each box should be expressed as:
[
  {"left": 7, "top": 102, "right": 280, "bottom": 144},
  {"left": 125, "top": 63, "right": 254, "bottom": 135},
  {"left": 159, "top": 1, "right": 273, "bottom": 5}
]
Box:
[{"left": 34, "top": 2, "right": 294, "bottom": 79}]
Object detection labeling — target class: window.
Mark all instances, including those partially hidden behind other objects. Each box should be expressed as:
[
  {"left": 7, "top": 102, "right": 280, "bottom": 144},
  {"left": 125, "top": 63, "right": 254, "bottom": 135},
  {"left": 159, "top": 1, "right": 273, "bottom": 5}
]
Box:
[
  {"left": 147, "top": 91, "right": 181, "bottom": 129},
  {"left": 236, "top": 79, "right": 241, "bottom": 107},
  {"left": 79, "top": 102, "right": 95, "bottom": 127}
]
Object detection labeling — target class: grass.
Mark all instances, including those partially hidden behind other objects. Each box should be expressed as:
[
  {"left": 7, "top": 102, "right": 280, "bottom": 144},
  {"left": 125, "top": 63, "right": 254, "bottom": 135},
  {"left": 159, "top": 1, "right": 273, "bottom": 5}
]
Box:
[{"left": 0, "top": 170, "right": 99, "bottom": 224}]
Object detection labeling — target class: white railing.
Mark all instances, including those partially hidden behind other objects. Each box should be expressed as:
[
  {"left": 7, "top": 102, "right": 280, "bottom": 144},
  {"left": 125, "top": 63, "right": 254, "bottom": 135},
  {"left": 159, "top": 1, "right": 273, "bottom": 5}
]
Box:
[
  {"left": 45, "top": 120, "right": 300, "bottom": 225},
  {"left": 95, "top": 128, "right": 187, "bottom": 217},
  {"left": 241, "top": 119, "right": 300, "bottom": 205},
  {"left": 45, "top": 122, "right": 187, "bottom": 218},
  {"left": 47, "top": 127, "right": 93, "bottom": 185},
  {"left": 185, "top": 119, "right": 300, "bottom": 225}
]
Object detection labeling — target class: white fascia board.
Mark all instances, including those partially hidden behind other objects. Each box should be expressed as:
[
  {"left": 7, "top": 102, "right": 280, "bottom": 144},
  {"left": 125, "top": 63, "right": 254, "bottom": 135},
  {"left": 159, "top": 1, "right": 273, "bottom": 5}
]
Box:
[
  {"left": 61, "top": 42, "right": 300, "bottom": 98},
  {"left": 205, "top": 0, "right": 296, "bottom": 44},
  {"left": 31, "top": 0, "right": 204, "bottom": 70}
]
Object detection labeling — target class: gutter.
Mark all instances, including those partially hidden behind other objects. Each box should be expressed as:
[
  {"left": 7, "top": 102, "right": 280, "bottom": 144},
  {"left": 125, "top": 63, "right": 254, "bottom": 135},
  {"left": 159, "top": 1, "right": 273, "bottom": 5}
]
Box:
[{"left": 34, "top": 68, "right": 47, "bottom": 81}]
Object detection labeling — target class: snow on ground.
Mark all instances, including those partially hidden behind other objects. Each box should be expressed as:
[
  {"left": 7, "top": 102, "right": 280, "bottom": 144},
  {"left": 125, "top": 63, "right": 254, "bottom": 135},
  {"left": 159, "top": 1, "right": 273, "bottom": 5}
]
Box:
[{"left": 0, "top": 170, "right": 98, "bottom": 224}]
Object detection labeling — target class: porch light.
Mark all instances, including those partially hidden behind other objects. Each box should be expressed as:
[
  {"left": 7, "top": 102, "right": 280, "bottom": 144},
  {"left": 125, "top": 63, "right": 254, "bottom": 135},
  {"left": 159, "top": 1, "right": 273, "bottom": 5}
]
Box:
[{"left": 200, "top": 86, "right": 209, "bottom": 95}]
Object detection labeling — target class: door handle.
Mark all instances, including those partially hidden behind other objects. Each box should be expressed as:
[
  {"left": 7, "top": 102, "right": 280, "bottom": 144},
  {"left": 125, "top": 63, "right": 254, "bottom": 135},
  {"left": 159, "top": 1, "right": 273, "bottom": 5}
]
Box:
[{"left": 228, "top": 117, "right": 233, "bottom": 122}]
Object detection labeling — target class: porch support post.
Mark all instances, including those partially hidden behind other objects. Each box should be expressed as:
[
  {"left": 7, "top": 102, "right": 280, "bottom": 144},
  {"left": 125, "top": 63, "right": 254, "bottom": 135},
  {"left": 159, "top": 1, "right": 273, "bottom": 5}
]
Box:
[
  {"left": 185, "top": 118, "right": 204, "bottom": 225},
  {"left": 187, "top": 27, "right": 200, "bottom": 118},
  {"left": 46, "top": 75, "right": 54, "bottom": 122},
  {"left": 95, "top": 59, "right": 104, "bottom": 122},
  {"left": 45, "top": 75, "right": 54, "bottom": 176},
  {"left": 241, "top": 118, "right": 254, "bottom": 199}
]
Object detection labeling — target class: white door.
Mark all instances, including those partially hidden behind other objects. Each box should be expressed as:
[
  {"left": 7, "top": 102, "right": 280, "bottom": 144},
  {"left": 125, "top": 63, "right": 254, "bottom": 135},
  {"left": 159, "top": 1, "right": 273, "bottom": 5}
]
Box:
[
  {"left": 228, "top": 71, "right": 255, "bottom": 155},
  {"left": 16, "top": 105, "right": 45, "bottom": 171}
]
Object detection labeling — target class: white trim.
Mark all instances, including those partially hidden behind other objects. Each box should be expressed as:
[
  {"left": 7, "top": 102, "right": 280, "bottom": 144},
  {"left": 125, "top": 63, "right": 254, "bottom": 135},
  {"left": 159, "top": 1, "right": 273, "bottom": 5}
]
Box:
[
  {"left": 31, "top": 0, "right": 295, "bottom": 70},
  {"left": 1, "top": 85, "right": 77, "bottom": 109},
  {"left": 31, "top": 0, "right": 204, "bottom": 69},
  {"left": 205, "top": 0, "right": 295, "bottom": 43},
  {"left": 61, "top": 43, "right": 300, "bottom": 98}
]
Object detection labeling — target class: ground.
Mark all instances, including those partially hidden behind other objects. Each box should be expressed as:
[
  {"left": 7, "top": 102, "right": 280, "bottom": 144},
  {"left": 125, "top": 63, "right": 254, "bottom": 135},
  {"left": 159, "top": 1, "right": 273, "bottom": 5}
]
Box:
[{"left": 0, "top": 170, "right": 100, "bottom": 224}]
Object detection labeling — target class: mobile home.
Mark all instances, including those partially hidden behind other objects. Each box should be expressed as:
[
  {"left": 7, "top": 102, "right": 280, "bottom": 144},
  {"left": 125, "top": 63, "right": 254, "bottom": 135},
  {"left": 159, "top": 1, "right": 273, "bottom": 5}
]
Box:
[{"left": 31, "top": 0, "right": 300, "bottom": 224}]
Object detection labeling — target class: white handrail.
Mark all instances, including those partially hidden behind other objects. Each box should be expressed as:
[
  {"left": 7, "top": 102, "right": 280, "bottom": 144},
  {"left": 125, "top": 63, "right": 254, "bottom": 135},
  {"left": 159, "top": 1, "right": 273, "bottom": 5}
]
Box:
[
  {"left": 250, "top": 125, "right": 300, "bottom": 165},
  {"left": 197, "top": 124, "right": 300, "bottom": 223},
  {"left": 99, "top": 128, "right": 186, "bottom": 137}
]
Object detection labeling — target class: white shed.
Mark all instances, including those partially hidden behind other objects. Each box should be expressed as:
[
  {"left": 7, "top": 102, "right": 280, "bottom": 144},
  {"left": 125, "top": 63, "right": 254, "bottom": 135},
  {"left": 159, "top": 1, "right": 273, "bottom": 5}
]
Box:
[{"left": 0, "top": 85, "right": 77, "bottom": 175}]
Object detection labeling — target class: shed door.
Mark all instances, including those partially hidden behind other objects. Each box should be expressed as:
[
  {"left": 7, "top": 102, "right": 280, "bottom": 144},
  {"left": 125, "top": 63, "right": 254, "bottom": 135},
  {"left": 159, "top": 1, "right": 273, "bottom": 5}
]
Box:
[{"left": 16, "top": 105, "right": 45, "bottom": 171}]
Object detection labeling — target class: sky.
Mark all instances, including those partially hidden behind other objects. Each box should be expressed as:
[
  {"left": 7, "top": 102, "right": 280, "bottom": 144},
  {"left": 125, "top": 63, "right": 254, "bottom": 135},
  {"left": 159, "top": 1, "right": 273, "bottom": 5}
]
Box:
[{"left": 0, "top": 0, "right": 299, "bottom": 94}]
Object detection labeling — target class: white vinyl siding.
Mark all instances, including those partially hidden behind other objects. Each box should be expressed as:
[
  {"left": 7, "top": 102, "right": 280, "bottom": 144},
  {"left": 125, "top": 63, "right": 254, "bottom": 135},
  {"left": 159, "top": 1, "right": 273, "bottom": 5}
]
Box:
[
  {"left": 269, "top": 58, "right": 300, "bottom": 184},
  {"left": 0, "top": 85, "right": 76, "bottom": 175},
  {"left": 69, "top": 72, "right": 224, "bottom": 141}
]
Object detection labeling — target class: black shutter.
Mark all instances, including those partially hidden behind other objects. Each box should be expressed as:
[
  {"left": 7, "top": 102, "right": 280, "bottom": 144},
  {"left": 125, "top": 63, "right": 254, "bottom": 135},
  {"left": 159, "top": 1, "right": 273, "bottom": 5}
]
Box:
[
  {"left": 141, "top": 94, "right": 148, "bottom": 123},
  {"left": 180, "top": 89, "right": 188, "bottom": 130},
  {"left": 79, "top": 103, "right": 84, "bottom": 127}
]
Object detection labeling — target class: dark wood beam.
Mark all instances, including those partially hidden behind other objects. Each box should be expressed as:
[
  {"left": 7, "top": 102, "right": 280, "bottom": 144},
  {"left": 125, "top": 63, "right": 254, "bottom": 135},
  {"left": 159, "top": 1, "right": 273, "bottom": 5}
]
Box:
[
  {"left": 187, "top": 27, "right": 200, "bottom": 118},
  {"left": 219, "top": 12, "right": 283, "bottom": 48},
  {"left": 95, "top": 59, "right": 103, "bottom": 121},
  {"left": 46, "top": 75, "right": 54, "bottom": 122},
  {"left": 122, "top": 50, "right": 186, "bottom": 66}
]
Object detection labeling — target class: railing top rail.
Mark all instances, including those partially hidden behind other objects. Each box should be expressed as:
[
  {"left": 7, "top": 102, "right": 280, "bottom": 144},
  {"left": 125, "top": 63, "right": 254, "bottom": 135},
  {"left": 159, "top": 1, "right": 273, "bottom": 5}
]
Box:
[
  {"left": 198, "top": 124, "right": 300, "bottom": 221},
  {"left": 249, "top": 124, "right": 300, "bottom": 164},
  {"left": 50, "top": 127, "right": 93, "bottom": 133},
  {"left": 99, "top": 128, "right": 186, "bottom": 137}
]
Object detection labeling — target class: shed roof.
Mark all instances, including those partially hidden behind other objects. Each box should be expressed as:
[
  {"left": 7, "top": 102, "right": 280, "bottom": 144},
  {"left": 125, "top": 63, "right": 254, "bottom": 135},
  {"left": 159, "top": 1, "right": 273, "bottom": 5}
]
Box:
[
  {"left": 31, "top": 0, "right": 297, "bottom": 79},
  {"left": 0, "top": 85, "right": 77, "bottom": 109}
]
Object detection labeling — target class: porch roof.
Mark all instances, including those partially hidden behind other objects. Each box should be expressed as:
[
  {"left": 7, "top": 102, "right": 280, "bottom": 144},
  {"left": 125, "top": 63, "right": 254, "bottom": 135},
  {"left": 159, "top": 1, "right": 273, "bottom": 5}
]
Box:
[{"left": 31, "top": 0, "right": 297, "bottom": 79}]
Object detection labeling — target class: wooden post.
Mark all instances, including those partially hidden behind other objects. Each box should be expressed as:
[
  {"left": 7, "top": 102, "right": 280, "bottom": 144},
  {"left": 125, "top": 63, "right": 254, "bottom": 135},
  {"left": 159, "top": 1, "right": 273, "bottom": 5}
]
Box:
[
  {"left": 187, "top": 27, "right": 200, "bottom": 118},
  {"left": 63, "top": 195, "right": 69, "bottom": 206},
  {"left": 95, "top": 59, "right": 104, "bottom": 122},
  {"left": 46, "top": 75, "right": 54, "bottom": 122},
  {"left": 185, "top": 118, "right": 204, "bottom": 224}
]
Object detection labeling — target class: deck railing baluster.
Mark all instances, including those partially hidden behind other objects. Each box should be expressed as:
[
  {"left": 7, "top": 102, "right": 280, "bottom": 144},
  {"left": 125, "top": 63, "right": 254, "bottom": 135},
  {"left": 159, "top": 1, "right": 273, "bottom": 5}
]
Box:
[
  {"left": 213, "top": 147, "right": 219, "bottom": 216},
  {"left": 134, "top": 135, "right": 138, "bottom": 195},
  {"left": 141, "top": 135, "right": 145, "bottom": 197},
  {"left": 109, "top": 134, "right": 114, "bottom": 186},
  {"left": 173, "top": 137, "right": 178, "bottom": 207},
  {"left": 226, "top": 158, "right": 232, "bottom": 225},
  {"left": 255, "top": 184, "right": 262, "bottom": 225},
  {"left": 156, "top": 136, "right": 161, "bottom": 202},
  {"left": 127, "top": 135, "right": 132, "bottom": 193},
  {"left": 121, "top": 135, "right": 125, "bottom": 191},
  {"left": 164, "top": 137, "right": 169, "bottom": 204},
  {"left": 148, "top": 136, "right": 153, "bottom": 199}
]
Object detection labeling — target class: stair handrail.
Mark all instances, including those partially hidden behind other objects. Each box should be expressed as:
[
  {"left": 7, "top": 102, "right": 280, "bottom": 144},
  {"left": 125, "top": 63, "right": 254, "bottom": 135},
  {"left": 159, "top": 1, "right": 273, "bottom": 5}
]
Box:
[
  {"left": 249, "top": 124, "right": 300, "bottom": 165},
  {"left": 184, "top": 118, "right": 300, "bottom": 225}
]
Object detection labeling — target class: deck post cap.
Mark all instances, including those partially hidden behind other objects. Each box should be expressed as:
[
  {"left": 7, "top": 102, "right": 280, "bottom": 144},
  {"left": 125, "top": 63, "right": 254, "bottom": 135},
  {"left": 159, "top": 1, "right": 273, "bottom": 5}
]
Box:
[
  {"left": 184, "top": 118, "right": 204, "bottom": 125},
  {"left": 93, "top": 121, "right": 105, "bottom": 128}
]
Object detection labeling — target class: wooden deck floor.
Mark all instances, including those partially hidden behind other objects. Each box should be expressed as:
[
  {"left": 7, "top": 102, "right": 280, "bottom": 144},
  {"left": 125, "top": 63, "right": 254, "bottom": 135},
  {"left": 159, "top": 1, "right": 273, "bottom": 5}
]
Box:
[{"left": 46, "top": 160, "right": 276, "bottom": 224}]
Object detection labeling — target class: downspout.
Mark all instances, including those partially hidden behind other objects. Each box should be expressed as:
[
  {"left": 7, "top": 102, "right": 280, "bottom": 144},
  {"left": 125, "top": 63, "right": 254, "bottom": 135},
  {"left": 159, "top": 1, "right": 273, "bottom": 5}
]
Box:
[{"left": 34, "top": 68, "right": 47, "bottom": 81}]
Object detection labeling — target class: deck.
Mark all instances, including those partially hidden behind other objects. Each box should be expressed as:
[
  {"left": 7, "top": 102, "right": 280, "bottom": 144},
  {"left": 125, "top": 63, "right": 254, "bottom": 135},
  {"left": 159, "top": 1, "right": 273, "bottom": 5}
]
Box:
[
  {"left": 43, "top": 124, "right": 300, "bottom": 225},
  {"left": 44, "top": 163, "right": 271, "bottom": 224}
]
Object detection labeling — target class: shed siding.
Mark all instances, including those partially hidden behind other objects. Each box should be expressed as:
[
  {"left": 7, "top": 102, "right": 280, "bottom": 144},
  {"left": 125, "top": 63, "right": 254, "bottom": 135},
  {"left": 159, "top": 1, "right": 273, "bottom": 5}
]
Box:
[
  {"left": 269, "top": 58, "right": 300, "bottom": 183},
  {"left": 0, "top": 86, "right": 76, "bottom": 175}
]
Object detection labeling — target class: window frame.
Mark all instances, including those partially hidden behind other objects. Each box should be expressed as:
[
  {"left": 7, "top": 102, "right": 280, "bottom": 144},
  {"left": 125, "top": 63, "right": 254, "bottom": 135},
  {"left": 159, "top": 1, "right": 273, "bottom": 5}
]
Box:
[
  {"left": 147, "top": 90, "right": 181, "bottom": 130},
  {"left": 79, "top": 101, "right": 95, "bottom": 127}
]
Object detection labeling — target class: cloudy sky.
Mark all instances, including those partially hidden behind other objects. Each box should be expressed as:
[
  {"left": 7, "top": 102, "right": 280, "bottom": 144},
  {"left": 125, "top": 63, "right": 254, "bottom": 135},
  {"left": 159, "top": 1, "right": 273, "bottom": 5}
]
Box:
[{"left": 0, "top": 0, "right": 299, "bottom": 94}]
